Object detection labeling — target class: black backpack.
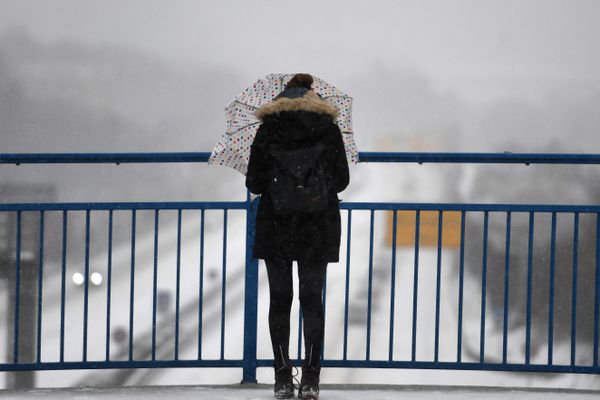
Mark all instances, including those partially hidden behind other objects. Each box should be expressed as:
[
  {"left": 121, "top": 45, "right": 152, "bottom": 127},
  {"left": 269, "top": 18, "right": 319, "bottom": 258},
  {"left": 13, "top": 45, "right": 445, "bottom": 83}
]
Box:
[{"left": 269, "top": 144, "right": 329, "bottom": 215}]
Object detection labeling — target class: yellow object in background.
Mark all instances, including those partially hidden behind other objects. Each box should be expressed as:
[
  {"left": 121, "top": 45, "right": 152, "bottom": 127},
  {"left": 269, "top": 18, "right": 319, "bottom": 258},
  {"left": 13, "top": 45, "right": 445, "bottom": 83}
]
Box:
[{"left": 386, "top": 210, "right": 461, "bottom": 248}]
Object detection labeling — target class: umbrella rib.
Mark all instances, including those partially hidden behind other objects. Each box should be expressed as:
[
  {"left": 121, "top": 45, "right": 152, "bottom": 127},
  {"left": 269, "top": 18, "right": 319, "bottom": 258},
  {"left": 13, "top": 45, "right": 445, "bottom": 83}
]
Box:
[
  {"left": 227, "top": 122, "right": 261, "bottom": 136},
  {"left": 321, "top": 95, "right": 350, "bottom": 99},
  {"left": 231, "top": 100, "right": 259, "bottom": 110}
]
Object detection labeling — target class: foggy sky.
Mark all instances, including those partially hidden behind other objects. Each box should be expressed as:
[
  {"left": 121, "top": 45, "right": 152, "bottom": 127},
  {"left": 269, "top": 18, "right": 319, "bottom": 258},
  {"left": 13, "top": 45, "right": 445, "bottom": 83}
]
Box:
[
  {"left": 1, "top": 0, "right": 599, "bottom": 104},
  {"left": 1, "top": 1, "right": 600, "bottom": 155}
]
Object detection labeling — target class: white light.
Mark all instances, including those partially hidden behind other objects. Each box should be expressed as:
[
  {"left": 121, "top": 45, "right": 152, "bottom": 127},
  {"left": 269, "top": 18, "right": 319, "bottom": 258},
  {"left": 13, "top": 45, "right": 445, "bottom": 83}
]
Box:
[
  {"left": 72, "top": 272, "right": 84, "bottom": 286},
  {"left": 91, "top": 272, "right": 103, "bottom": 286}
]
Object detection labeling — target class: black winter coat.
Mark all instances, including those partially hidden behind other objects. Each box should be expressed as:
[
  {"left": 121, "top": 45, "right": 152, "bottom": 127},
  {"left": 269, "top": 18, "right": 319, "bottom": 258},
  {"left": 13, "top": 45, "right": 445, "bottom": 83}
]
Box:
[{"left": 246, "top": 93, "right": 350, "bottom": 262}]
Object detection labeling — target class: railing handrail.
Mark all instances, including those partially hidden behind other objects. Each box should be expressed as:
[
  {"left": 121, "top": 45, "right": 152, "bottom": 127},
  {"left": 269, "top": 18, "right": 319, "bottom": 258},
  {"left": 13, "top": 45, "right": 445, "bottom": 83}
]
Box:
[
  {"left": 1, "top": 151, "right": 600, "bottom": 165},
  {"left": 1, "top": 201, "right": 600, "bottom": 212}
]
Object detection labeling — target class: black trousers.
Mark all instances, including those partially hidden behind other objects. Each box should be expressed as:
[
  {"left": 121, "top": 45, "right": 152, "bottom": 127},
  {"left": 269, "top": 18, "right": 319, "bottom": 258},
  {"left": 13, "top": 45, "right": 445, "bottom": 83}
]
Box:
[{"left": 264, "top": 258, "right": 328, "bottom": 370}]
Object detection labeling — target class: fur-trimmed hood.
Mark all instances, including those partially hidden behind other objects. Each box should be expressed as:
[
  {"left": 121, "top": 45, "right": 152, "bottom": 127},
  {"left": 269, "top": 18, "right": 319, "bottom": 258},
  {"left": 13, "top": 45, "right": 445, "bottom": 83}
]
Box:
[{"left": 255, "top": 90, "right": 339, "bottom": 120}]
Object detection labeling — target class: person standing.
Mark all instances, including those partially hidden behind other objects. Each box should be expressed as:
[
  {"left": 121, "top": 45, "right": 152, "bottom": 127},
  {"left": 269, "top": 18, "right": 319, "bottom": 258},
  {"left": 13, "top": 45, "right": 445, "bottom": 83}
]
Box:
[{"left": 245, "top": 73, "right": 350, "bottom": 399}]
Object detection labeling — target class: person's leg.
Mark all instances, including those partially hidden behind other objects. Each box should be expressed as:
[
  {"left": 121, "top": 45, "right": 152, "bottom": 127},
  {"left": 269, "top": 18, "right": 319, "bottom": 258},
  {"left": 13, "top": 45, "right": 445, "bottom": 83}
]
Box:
[
  {"left": 264, "top": 257, "right": 294, "bottom": 368},
  {"left": 297, "top": 259, "right": 327, "bottom": 398},
  {"left": 264, "top": 257, "right": 294, "bottom": 397}
]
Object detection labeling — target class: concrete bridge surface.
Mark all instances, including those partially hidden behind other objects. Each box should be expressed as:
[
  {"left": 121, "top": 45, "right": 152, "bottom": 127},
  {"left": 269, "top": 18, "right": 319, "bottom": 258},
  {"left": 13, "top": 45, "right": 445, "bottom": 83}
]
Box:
[{"left": 1, "top": 384, "right": 599, "bottom": 400}]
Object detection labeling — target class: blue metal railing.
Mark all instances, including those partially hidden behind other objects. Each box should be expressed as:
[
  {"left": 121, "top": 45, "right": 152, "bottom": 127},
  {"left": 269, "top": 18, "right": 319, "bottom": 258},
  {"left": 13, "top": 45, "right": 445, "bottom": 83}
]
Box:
[
  {"left": 2, "top": 151, "right": 600, "bottom": 165},
  {"left": 1, "top": 152, "right": 600, "bottom": 384}
]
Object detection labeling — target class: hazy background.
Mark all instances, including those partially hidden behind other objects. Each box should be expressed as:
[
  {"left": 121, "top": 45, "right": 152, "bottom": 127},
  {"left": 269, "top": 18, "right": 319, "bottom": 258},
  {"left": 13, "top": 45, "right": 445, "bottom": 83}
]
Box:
[
  {"left": 1, "top": 0, "right": 600, "bottom": 391},
  {"left": 2, "top": 0, "right": 600, "bottom": 151},
  {"left": 1, "top": 0, "right": 599, "bottom": 204}
]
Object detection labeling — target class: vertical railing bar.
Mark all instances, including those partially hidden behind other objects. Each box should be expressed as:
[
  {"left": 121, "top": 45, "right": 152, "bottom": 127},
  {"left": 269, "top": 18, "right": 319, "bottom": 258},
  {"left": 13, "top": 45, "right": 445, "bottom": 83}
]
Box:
[
  {"left": 411, "top": 210, "right": 420, "bottom": 362},
  {"left": 343, "top": 210, "right": 352, "bottom": 361},
  {"left": 525, "top": 212, "right": 535, "bottom": 365},
  {"left": 321, "top": 260, "right": 328, "bottom": 361},
  {"left": 36, "top": 210, "right": 45, "bottom": 364},
  {"left": 593, "top": 213, "right": 600, "bottom": 367},
  {"left": 105, "top": 210, "right": 113, "bottom": 362},
  {"left": 128, "top": 209, "right": 136, "bottom": 361},
  {"left": 479, "top": 211, "right": 489, "bottom": 364},
  {"left": 366, "top": 209, "right": 375, "bottom": 360},
  {"left": 151, "top": 209, "right": 159, "bottom": 361},
  {"left": 242, "top": 191, "right": 259, "bottom": 383},
  {"left": 457, "top": 210, "right": 466, "bottom": 363},
  {"left": 502, "top": 211, "right": 512, "bottom": 364},
  {"left": 82, "top": 209, "right": 91, "bottom": 362},
  {"left": 220, "top": 209, "right": 228, "bottom": 360},
  {"left": 198, "top": 209, "right": 205, "bottom": 360},
  {"left": 175, "top": 209, "right": 182, "bottom": 360},
  {"left": 388, "top": 209, "right": 398, "bottom": 361},
  {"left": 548, "top": 212, "right": 557, "bottom": 365},
  {"left": 59, "top": 210, "right": 68, "bottom": 363},
  {"left": 570, "top": 212, "right": 579, "bottom": 366},
  {"left": 13, "top": 210, "right": 22, "bottom": 364},
  {"left": 434, "top": 211, "right": 443, "bottom": 363}
]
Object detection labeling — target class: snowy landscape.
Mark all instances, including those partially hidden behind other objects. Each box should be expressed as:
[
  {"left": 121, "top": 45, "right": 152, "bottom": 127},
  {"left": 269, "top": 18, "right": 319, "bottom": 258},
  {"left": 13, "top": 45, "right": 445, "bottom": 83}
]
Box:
[{"left": 2, "top": 160, "right": 599, "bottom": 391}]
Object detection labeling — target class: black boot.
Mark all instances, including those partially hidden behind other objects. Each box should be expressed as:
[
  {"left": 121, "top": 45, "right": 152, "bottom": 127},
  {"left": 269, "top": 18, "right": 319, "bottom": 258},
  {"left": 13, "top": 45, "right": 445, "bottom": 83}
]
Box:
[
  {"left": 273, "top": 345, "right": 294, "bottom": 399},
  {"left": 298, "top": 343, "right": 320, "bottom": 400}
]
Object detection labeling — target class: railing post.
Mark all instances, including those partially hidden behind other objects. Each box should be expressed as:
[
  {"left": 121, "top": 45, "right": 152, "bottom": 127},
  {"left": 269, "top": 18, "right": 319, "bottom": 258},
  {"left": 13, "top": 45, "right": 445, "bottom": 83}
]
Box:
[{"left": 242, "top": 192, "right": 259, "bottom": 383}]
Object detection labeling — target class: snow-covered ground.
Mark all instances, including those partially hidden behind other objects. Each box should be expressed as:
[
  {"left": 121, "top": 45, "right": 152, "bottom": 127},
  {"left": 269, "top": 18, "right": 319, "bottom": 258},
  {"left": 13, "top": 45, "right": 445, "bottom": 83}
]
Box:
[{"left": 1, "top": 384, "right": 599, "bottom": 400}]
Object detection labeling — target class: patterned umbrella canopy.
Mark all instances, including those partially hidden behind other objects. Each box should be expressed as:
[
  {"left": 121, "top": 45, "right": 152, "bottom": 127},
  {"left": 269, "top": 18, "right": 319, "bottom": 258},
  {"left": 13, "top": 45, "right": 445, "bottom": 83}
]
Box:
[{"left": 209, "top": 73, "right": 358, "bottom": 175}]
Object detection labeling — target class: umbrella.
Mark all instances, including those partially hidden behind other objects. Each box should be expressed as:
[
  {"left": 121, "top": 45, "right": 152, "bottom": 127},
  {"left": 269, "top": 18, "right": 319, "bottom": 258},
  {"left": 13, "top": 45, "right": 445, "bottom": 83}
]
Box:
[{"left": 208, "top": 73, "right": 358, "bottom": 175}]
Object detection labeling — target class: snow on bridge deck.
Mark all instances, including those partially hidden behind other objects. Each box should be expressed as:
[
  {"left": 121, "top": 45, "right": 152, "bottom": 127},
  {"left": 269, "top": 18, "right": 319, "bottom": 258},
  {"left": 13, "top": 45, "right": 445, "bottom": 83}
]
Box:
[{"left": 1, "top": 384, "right": 598, "bottom": 400}]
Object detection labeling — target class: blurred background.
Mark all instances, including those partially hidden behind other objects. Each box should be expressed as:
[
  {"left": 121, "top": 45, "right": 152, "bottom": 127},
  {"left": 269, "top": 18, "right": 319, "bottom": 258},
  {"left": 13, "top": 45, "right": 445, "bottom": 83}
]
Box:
[
  {"left": 1, "top": 0, "right": 599, "bottom": 391},
  {"left": 1, "top": 0, "right": 599, "bottom": 202}
]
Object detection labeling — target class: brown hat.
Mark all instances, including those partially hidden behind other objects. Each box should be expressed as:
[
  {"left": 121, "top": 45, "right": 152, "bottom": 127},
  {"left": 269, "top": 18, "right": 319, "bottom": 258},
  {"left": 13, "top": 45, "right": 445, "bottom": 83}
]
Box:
[{"left": 285, "top": 73, "right": 313, "bottom": 90}]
